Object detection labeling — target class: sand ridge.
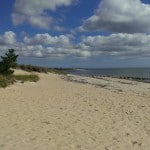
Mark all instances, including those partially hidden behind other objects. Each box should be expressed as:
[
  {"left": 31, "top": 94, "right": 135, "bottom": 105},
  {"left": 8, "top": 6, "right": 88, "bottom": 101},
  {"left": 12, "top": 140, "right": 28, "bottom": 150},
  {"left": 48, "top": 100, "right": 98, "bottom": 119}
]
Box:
[{"left": 0, "top": 70, "right": 149, "bottom": 149}]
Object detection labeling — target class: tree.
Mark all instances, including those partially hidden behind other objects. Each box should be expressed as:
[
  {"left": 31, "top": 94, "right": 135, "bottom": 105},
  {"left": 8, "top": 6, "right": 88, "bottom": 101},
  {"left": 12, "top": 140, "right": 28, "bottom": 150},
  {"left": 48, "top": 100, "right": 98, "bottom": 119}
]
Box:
[{"left": 0, "top": 49, "right": 18, "bottom": 75}]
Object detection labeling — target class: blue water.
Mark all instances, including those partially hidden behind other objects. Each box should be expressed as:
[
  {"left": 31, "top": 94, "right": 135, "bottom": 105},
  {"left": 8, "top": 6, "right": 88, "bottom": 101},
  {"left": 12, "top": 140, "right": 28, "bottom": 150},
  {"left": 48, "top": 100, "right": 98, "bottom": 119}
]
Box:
[{"left": 66, "top": 68, "right": 150, "bottom": 80}]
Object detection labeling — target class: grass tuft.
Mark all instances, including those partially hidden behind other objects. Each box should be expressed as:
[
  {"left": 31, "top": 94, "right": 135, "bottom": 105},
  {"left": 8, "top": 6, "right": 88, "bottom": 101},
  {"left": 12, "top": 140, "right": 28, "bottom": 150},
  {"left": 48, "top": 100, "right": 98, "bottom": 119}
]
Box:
[
  {"left": 0, "top": 75, "right": 8, "bottom": 88},
  {"left": 14, "top": 64, "right": 66, "bottom": 75},
  {"left": 0, "top": 74, "right": 39, "bottom": 88},
  {"left": 48, "top": 69, "right": 66, "bottom": 75},
  {"left": 0, "top": 75, "right": 15, "bottom": 88},
  {"left": 14, "top": 74, "right": 39, "bottom": 82}
]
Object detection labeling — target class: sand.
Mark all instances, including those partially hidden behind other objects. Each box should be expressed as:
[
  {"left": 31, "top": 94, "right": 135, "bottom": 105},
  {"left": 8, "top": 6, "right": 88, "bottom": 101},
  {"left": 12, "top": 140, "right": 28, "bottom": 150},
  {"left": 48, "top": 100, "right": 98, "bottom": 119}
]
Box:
[{"left": 0, "top": 70, "right": 149, "bottom": 150}]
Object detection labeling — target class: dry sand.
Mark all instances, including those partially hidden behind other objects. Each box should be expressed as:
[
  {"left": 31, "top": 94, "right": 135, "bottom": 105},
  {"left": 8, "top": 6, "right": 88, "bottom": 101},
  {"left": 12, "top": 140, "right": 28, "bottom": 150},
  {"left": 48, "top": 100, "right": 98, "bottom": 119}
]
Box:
[{"left": 0, "top": 70, "right": 150, "bottom": 150}]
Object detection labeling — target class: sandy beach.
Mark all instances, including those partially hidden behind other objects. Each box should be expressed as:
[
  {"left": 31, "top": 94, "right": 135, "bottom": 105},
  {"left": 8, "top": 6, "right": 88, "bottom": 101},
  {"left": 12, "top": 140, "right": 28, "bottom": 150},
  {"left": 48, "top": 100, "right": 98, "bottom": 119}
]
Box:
[{"left": 0, "top": 70, "right": 150, "bottom": 150}]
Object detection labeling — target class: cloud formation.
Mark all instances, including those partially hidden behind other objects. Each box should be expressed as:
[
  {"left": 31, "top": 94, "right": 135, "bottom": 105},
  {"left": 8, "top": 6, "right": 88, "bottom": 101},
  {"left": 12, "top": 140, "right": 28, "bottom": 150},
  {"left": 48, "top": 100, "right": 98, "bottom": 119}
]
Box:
[
  {"left": 0, "top": 31, "right": 16, "bottom": 45},
  {"left": 81, "top": 33, "right": 150, "bottom": 57},
  {"left": 24, "top": 33, "right": 71, "bottom": 47},
  {"left": 22, "top": 33, "right": 91, "bottom": 58},
  {"left": 0, "top": 31, "right": 150, "bottom": 59},
  {"left": 81, "top": 0, "right": 150, "bottom": 33},
  {"left": 12, "top": 0, "right": 75, "bottom": 29}
]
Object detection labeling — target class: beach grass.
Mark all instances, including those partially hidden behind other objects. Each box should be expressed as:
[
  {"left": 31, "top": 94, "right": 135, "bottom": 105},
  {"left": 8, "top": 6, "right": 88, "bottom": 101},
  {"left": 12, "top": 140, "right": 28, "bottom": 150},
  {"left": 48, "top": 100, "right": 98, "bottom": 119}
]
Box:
[
  {"left": 0, "top": 75, "right": 10, "bottom": 87},
  {"left": 14, "top": 64, "right": 66, "bottom": 75},
  {"left": 48, "top": 69, "right": 66, "bottom": 75},
  {"left": 14, "top": 74, "right": 39, "bottom": 82},
  {"left": 0, "top": 75, "right": 15, "bottom": 88},
  {"left": 0, "top": 74, "right": 39, "bottom": 88},
  {"left": 0, "top": 63, "right": 66, "bottom": 88}
]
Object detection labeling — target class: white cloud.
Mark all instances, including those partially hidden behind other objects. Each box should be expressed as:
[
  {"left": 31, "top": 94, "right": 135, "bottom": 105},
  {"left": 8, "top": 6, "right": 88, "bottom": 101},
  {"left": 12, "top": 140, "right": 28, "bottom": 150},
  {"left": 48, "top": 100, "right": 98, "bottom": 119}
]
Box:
[
  {"left": 12, "top": 0, "right": 76, "bottom": 29},
  {"left": 28, "top": 16, "right": 53, "bottom": 29},
  {"left": 81, "top": 33, "right": 150, "bottom": 57},
  {"left": 24, "top": 33, "right": 71, "bottom": 47},
  {"left": 0, "top": 31, "right": 150, "bottom": 59},
  {"left": 81, "top": 0, "right": 150, "bottom": 33},
  {"left": 0, "top": 31, "right": 80, "bottom": 58},
  {"left": 0, "top": 31, "right": 16, "bottom": 45},
  {"left": 22, "top": 33, "right": 150, "bottom": 58}
]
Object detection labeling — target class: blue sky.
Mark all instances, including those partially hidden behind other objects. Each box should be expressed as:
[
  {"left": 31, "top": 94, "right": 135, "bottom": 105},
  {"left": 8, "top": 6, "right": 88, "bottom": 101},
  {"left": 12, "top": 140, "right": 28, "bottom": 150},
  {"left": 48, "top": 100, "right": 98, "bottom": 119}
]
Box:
[{"left": 0, "top": 0, "right": 150, "bottom": 68}]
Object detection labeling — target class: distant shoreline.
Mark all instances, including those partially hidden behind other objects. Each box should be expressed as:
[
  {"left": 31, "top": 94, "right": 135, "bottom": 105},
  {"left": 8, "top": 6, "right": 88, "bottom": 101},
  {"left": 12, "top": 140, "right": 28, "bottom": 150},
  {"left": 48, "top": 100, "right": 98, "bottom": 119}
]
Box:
[{"left": 63, "top": 68, "right": 150, "bottom": 83}]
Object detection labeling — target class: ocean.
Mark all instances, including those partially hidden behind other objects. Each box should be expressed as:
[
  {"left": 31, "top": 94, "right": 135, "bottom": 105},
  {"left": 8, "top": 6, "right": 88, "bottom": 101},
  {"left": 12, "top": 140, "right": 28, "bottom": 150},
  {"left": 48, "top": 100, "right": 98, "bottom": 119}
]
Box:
[{"left": 65, "top": 68, "right": 150, "bottom": 82}]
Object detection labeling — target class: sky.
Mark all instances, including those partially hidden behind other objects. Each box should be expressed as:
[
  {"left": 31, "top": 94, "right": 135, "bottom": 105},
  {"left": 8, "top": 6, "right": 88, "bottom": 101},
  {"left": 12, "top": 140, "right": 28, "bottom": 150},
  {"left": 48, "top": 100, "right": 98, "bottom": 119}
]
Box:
[{"left": 0, "top": 0, "right": 150, "bottom": 68}]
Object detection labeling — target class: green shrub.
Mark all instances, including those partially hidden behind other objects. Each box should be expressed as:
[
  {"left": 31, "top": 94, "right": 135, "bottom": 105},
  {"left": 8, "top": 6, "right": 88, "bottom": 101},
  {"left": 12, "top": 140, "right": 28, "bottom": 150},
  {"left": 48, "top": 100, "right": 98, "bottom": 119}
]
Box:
[
  {"left": 0, "top": 75, "right": 8, "bottom": 87},
  {"left": 0, "top": 75, "right": 15, "bottom": 88}
]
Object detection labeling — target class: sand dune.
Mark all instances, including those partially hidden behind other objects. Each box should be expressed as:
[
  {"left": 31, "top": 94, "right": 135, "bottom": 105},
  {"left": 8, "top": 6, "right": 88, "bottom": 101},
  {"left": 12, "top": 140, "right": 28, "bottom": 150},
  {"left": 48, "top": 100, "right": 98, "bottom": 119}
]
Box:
[{"left": 0, "top": 70, "right": 149, "bottom": 150}]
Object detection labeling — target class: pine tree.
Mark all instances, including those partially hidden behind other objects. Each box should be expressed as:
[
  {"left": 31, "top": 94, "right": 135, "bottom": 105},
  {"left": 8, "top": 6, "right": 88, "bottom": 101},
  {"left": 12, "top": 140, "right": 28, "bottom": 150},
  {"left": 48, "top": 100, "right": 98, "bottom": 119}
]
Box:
[{"left": 0, "top": 49, "right": 18, "bottom": 75}]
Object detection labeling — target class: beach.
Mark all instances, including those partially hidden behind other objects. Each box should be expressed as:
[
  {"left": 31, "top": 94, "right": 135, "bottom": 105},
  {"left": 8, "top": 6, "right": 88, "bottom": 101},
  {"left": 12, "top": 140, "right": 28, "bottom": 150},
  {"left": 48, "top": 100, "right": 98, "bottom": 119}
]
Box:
[{"left": 0, "top": 70, "right": 150, "bottom": 150}]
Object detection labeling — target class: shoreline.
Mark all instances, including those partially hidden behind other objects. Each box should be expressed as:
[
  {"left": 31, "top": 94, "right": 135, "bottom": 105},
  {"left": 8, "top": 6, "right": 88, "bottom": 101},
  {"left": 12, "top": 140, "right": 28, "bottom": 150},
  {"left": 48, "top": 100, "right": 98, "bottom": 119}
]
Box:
[
  {"left": 92, "top": 75, "right": 150, "bottom": 83},
  {"left": 63, "top": 68, "right": 150, "bottom": 83},
  {"left": 63, "top": 74, "right": 150, "bottom": 98},
  {"left": 64, "top": 73, "right": 150, "bottom": 83}
]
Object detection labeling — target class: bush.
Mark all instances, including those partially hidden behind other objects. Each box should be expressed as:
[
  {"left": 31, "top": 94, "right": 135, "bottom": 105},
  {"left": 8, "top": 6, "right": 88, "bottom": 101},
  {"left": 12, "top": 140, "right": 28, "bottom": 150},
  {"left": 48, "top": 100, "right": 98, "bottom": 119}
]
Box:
[
  {"left": 0, "top": 75, "right": 15, "bottom": 88},
  {"left": 0, "top": 75, "right": 8, "bottom": 87}
]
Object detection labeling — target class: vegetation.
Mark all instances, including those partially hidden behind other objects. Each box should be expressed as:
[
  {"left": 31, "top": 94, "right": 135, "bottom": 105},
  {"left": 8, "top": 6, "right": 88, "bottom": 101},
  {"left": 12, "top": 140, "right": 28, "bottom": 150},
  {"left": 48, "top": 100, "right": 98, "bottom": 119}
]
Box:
[
  {"left": 0, "top": 74, "right": 39, "bottom": 88},
  {"left": 0, "top": 49, "right": 18, "bottom": 75},
  {"left": 0, "top": 49, "right": 39, "bottom": 88},
  {"left": 0, "top": 75, "right": 15, "bottom": 88},
  {"left": 14, "top": 74, "right": 39, "bottom": 82},
  {"left": 15, "top": 64, "right": 48, "bottom": 73},
  {"left": 48, "top": 68, "right": 66, "bottom": 75},
  {"left": 0, "top": 49, "right": 66, "bottom": 88},
  {"left": 15, "top": 64, "right": 66, "bottom": 75}
]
